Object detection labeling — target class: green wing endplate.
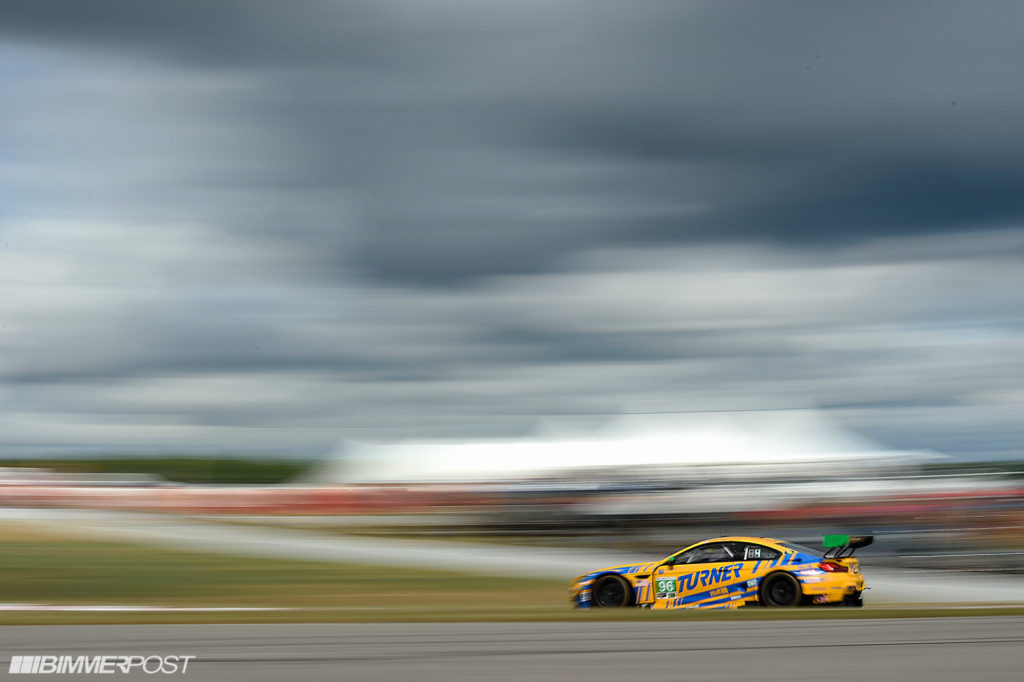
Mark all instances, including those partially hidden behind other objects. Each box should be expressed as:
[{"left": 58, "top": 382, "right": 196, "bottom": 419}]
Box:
[
  {"left": 823, "top": 534, "right": 849, "bottom": 548},
  {"left": 823, "top": 534, "right": 874, "bottom": 553}
]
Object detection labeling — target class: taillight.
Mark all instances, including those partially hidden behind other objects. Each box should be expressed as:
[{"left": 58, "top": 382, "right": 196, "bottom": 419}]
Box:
[{"left": 818, "top": 561, "right": 848, "bottom": 572}]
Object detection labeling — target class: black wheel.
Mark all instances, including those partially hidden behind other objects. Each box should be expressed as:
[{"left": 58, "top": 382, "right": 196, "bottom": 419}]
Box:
[
  {"left": 592, "top": 574, "right": 633, "bottom": 608},
  {"left": 759, "top": 572, "right": 801, "bottom": 607}
]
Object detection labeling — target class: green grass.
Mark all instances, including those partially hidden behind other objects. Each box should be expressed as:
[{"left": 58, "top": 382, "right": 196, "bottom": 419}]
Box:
[
  {"left": 0, "top": 523, "right": 567, "bottom": 623},
  {"left": 2, "top": 523, "right": 1023, "bottom": 625},
  {"left": 7, "top": 606, "right": 1024, "bottom": 626},
  {"left": 0, "top": 456, "right": 311, "bottom": 484}
]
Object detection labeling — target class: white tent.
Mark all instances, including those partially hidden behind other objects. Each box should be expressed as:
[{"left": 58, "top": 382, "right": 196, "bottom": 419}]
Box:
[{"left": 308, "top": 410, "right": 940, "bottom": 484}]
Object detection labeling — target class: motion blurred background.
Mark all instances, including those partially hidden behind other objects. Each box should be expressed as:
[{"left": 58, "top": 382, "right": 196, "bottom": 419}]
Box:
[{"left": 0, "top": 1, "right": 1022, "bottom": 610}]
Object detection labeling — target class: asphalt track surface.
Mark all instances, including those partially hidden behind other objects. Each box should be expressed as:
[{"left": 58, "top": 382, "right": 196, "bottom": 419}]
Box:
[{"left": 3, "top": 619, "right": 1024, "bottom": 681}]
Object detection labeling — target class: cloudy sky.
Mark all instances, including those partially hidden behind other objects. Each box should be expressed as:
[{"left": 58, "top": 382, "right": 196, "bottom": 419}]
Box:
[{"left": 0, "top": 1, "right": 1021, "bottom": 459}]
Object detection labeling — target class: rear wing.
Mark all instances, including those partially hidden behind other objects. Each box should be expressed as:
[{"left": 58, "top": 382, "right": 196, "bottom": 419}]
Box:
[{"left": 822, "top": 534, "right": 874, "bottom": 559}]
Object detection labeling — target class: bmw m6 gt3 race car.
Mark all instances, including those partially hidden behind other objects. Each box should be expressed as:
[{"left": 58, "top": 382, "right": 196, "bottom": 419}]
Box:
[{"left": 571, "top": 534, "right": 871, "bottom": 611}]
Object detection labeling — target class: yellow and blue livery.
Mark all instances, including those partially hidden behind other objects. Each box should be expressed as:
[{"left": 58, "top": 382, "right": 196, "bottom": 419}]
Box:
[{"left": 570, "top": 534, "right": 870, "bottom": 610}]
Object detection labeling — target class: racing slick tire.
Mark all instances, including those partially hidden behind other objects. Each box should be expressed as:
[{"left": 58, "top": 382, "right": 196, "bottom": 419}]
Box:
[
  {"left": 843, "top": 591, "right": 864, "bottom": 607},
  {"left": 591, "top": 574, "right": 634, "bottom": 608},
  {"left": 759, "top": 572, "right": 802, "bottom": 608}
]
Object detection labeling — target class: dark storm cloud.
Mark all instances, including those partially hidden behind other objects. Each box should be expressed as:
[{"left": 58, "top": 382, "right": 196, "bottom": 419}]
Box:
[
  {"left": 5, "top": 1, "right": 1024, "bottom": 284},
  {"left": 684, "top": 157, "right": 1024, "bottom": 245},
  {"left": 0, "top": 0, "right": 394, "bottom": 68}
]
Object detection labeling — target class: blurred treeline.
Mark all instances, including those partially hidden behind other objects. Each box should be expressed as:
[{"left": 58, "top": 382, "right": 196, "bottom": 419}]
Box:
[
  {"left": 923, "top": 460, "right": 1024, "bottom": 478},
  {"left": 0, "top": 457, "right": 312, "bottom": 484}
]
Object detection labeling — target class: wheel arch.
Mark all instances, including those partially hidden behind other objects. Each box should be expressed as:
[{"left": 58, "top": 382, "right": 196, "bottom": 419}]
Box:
[
  {"left": 591, "top": 572, "right": 636, "bottom": 607},
  {"left": 757, "top": 570, "right": 803, "bottom": 607}
]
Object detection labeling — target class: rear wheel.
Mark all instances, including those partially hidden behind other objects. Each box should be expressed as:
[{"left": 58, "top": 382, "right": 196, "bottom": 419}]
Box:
[
  {"left": 843, "top": 592, "right": 864, "bottom": 607},
  {"left": 759, "top": 572, "right": 801, "bottom": 607},
  {"left": 592, "top": 574, "right": 633, "bottom": 608}
]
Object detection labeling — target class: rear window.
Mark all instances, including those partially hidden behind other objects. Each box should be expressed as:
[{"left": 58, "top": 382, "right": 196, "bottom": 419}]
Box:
[
  {"left": 743, "top": 544, "right": 780, "bottom": 561},
  {"left": 779, "top": 541, "right": 823, "bottom": 557}
]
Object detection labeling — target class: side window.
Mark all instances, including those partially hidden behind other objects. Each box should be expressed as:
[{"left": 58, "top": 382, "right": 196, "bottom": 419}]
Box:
[
  {"left": 683, "top": 542, "right": 741, "bottom": 564},
  {"left": 743, "top": 544, "right": 781, "bottom": 561}
]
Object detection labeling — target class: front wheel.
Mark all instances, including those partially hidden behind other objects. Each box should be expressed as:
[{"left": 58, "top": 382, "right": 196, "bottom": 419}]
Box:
[
  {"left": 759, "top": 572, "right": 801, "bottom": 607},
  {"left": 591, "top": 575, "right": 633, "bottom": 608}
]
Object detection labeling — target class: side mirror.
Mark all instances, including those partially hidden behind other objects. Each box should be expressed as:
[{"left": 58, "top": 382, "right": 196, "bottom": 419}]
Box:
[{"left": 663, "top": 555, "right": 676, "bottom": 566}]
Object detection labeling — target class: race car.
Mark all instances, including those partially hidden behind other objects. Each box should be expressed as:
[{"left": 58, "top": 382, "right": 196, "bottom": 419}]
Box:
[{"left": 570, "top": 534, "right": 871, "bottom": 610}]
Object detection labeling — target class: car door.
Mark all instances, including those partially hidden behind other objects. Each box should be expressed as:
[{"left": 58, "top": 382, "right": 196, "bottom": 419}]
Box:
[{"left": 650, "top": 542, "right": 747, "bottom": 608}]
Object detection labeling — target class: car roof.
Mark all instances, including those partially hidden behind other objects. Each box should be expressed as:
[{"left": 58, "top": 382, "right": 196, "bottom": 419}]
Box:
[
  {"left": 668, "top": 536, "right": 823, "bottom": 559},
  {"left": 697, "top": 536, "right": 787, "bottom": 547}
]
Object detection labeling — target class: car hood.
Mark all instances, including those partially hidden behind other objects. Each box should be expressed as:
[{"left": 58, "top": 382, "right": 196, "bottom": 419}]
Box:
[{"left": 572, "top": 560, "right": 663, "bottom": 584}]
